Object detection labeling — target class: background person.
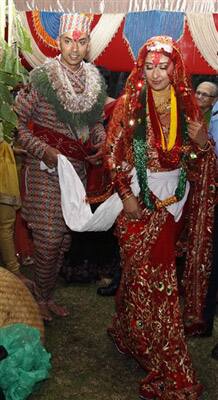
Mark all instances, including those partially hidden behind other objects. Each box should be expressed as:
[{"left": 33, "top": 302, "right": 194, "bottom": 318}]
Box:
[
  {"left": 0, "top": 140, "right": 21, "bottom": 277},
  {"left": 195, "top": 81, "right": 218, "bottom": 123},
  {"left": 182, "top": 82, "right": 218, "bottom": 336}
]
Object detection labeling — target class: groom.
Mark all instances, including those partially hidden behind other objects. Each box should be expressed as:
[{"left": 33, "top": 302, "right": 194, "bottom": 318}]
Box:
[{"left": 15, "top": 13, "right": 107, "bottom": 321}]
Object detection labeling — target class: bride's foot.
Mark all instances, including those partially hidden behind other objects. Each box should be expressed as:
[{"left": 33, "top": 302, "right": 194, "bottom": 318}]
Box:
[
  {"left": 38, "top": 301, "right": 53, "bottom": 322},
  {"left": 47, "top": 300, "right": 69, "bottom": 317}
]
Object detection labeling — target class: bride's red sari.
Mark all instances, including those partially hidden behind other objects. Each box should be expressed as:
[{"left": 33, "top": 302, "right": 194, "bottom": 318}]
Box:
[{"left": 105, "top": 36, "right": 216, "bottom": 399}]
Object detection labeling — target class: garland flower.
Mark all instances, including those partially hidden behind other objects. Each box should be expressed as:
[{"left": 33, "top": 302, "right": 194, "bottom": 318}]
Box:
[
  {"left": 30, "top": 58, "right": 107, "bottom": 129},
  {"left": 132, "top": 84, "right": 189, "bottom": 211}
]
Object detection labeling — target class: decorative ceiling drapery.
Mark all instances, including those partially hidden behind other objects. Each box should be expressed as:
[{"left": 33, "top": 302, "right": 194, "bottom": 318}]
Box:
[
  {"left": 19, "top": 11, "right": 48, "bottom": 67},
  {"left": 124, "top": 11, "right": 185, "bottom": 58},
  {"left": 14, "top": 0, "right": 218, "bottom": 13},
  {"left": 187, "top": 13, "right": 218, "bottom": 71},
  {"left": 89, "top": 14, "right": 125, "bottom": 62},
  {"left": 18, "top": 10, "right": 218, "bottom": 74},
  {"left": 18, "top": 12, "right": 127, "bottom": 67}
]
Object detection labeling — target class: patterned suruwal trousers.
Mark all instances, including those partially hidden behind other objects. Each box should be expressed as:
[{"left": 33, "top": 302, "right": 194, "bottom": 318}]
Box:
[{"left": 23, "top": 159, "right": 72, "bottom": 302}]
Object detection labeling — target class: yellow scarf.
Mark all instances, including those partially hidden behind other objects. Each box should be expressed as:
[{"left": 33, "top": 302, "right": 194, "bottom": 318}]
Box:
[{"left": 158, "top": 85, "right": 177, "bottom": 151}]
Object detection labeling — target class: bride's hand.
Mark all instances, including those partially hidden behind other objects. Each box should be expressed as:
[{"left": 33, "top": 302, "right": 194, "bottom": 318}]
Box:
[
  {"left": 122, "top": 195, "right": 142, "bottom": 220},
  {"left": 187, "top": 120, "right": 208, "bottom": 148}
]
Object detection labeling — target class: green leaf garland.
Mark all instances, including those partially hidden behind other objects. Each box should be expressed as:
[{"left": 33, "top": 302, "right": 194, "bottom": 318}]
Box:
[
  {"left": 133, "top": 85, "right": 188, "bottom": 210},
  {"left": 31, "top": 67, "right": 107, "bottom": 129}
]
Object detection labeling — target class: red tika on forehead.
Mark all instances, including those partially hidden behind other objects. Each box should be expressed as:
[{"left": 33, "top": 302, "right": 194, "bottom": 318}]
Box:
[
  {"left": 151, "top": 52, "right": 162, "bottom": 66},
  {"left": 72, "top": 30, "right": 83, "bottom": 41}
]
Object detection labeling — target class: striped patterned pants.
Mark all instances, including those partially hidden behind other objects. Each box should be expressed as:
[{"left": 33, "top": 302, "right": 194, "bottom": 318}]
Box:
[
  {"left": 21, "top": 160, "right": 83, "bottom": 302},
  {"left": 32, "top": 228, "right": 71, "bottom": 301}
]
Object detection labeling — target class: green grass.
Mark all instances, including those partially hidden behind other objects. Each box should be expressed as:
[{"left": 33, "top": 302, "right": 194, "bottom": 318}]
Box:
[{"left": 29, "top": 279, "right": 218, "bottom": 400}]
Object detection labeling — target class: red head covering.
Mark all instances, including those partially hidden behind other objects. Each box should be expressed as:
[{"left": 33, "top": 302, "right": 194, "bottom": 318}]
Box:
[{"left": 125, "top": 35, "right": 202, "bottom": 124}]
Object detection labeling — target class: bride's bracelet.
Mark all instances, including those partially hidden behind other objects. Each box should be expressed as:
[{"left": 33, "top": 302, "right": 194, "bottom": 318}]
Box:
[{"left": 197, "top": 140, "right": 212, "bottom": 152}]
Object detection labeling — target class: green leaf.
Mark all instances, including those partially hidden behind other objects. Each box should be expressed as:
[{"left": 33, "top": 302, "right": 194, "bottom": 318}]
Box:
[
  {"left": 0, "top": 82, "right": 13, "bottom": 104},
  {"left": 0, "top": 102, "right": 18, "bottom": 126},
  {"left": 11, "top": 55, "right": 20, "bottom": 75},
  {"left": 0, "top": 16, "right": 31, "bottom": 143},
  {"left": 1, "top": 120, "right": 15, "bottom": 143},
  {"left": 0, "top": 122, "right": 3, "bottom": 141},
  {"left": 0, "top": 70, "right": 21, "bottom": 87},
  {"left": 0, "top": 47, "right": 15, "bottom": 74},
  {"left": 16, "top": 18, "right": 32, "bottom": 53}
]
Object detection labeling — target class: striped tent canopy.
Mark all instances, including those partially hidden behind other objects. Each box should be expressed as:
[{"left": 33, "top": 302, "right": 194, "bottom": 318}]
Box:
[
  {"left": 13, "top": 0, "right": 218, "bottom": 13},
  {"left": 18, "top": 9, "right": 218, "bottom": 74}
]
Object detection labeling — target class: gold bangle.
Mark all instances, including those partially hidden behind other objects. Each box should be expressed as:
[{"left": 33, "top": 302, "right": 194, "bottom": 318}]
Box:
[
  {"left": 197, "top": 140, "right": 212, "bottom": 152},
  {"left": 155, "top": 195, "right": 178, "bottom": 209}
]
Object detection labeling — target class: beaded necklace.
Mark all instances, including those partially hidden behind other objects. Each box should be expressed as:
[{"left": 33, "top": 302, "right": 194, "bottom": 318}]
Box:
[{"left": 132, "top": 84, "right": 189, "bottom": 210}]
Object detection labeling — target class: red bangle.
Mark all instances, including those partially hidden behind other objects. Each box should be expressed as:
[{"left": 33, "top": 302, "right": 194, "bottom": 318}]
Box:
[{"left": 115, "top": 172, "right": 132, "bottom": 200}]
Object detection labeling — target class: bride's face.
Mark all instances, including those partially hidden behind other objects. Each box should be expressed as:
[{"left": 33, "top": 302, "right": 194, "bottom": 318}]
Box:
[{"left": 144, "top": 52, "right": 174, "bottom": 91}]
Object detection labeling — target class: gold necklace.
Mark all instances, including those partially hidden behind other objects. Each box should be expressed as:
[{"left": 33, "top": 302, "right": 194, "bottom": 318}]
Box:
[{"left": 152, "top": 85, "right": 171, "bottom": 114}]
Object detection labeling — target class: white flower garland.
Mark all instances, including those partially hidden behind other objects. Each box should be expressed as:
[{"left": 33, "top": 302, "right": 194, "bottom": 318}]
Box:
[{"left": 44, "top": 58, "right": 102, "bottom": 114}]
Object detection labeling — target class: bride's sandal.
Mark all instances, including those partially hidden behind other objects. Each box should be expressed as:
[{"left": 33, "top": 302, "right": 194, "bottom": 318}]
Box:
[{"left": 47, "top": 300, "right": 69, "bottom": 317}]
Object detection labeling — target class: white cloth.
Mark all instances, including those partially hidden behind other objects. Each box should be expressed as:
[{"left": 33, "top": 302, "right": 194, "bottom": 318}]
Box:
[
  {"left": 40, "top": 161, "right": 56, "bottom": 174},
  {"left": 147, "top": 168, "right": 190, "bottom": 222},
  {"left": 58, "top": 155, "right": 189, "bottom": 231},
  {"left": 58, "top": 155, "right": 139, "bottom": 231}
]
